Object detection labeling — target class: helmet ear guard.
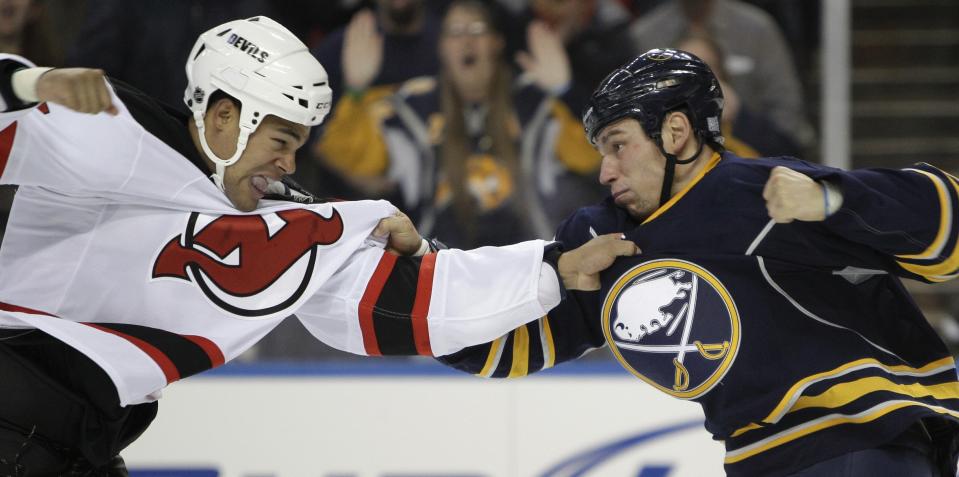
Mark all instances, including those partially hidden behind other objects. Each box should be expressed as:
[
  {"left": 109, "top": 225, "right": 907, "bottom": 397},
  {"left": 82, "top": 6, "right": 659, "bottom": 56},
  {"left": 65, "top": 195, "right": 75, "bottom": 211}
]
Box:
[
  {"left": 184, "top": 16, "right": 334, "bottom": 190},
  {"left": 583, "top": 48, "right": 724, "bottom": 206}
]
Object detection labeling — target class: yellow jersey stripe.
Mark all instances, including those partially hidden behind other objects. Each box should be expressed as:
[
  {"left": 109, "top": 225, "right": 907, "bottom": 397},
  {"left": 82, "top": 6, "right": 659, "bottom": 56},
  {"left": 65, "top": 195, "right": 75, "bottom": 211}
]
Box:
[
  {"left": 643, "top": 152, "right": 722, "bottom": 224},
  {"left": 730, "top": 422, "right": 763, "bottom": 437},
  {"left": 725, "top": 400, "right": 959, "bottom": 464},
  {"left": 477, "top": 337, "right": 505, "bottom": 378},
  {"left": 751, "top": 356, "right": 954, "bottom": 430},
  {"left": 927, "top": 271, "right": 959, "bottom": 283},
  {"left": 897, "top": 174, "right": 959, "bottom": 277},
  {"left": 895, "top": 169, "right": 951, "bottom": 261},
  {"left": 508, "top": 325, "right": 531, "bottom": 378},
  {"left": 540, "top": 316, "right": 556, "bottom": 370},
  {"left": 790, "top": 376, "right": 959, "bottom": 413}
]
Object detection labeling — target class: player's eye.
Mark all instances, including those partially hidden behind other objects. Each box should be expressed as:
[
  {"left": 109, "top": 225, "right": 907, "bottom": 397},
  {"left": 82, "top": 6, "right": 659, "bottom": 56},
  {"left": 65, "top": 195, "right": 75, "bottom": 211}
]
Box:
[{"left": 272, "top": 138, "right": 288, "bottom": 149}]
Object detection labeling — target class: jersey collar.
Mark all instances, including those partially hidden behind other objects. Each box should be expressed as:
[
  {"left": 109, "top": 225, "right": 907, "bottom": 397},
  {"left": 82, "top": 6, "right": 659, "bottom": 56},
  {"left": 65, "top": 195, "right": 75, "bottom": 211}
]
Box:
[{"left": 642, "top": 151, "right": 723, "bottom": 225}]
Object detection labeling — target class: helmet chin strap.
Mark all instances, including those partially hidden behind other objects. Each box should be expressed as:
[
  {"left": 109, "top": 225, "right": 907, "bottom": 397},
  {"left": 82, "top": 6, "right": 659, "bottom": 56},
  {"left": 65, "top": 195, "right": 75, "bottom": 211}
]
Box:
[
  {"left": 192, "top": 111, "right": 252, "bottom": 191},
  {"left": 653, "top": 132, "right": 705, "bottom": 206}
]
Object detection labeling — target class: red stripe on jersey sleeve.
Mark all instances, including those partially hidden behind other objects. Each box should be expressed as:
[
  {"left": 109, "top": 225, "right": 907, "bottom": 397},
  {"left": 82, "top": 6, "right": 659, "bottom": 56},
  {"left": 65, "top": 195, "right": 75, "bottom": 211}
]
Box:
[
  {"left": 0, "top": 301, "right": 56, "bottom": 317},
  {"left": 358, "top": 252, "right": 398, "bottom": 356},
  {"left": 410, "top": 253, "right": 437, "bottom": 356},
  {"left": 0, "top": 122, "right": 17, "bottom": 178},
  {"left": 84, "top": 323, "right": 181, "bottom": 384},
  {"left": 182, "top": 334, "right": 226, "bottom": 368}
]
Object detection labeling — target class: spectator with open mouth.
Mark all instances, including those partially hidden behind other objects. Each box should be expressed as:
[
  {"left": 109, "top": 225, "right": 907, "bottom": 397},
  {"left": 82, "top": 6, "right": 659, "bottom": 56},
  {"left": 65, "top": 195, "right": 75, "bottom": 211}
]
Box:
[{"left": 316, "top": 0, "right": 605, "bottom": 249}]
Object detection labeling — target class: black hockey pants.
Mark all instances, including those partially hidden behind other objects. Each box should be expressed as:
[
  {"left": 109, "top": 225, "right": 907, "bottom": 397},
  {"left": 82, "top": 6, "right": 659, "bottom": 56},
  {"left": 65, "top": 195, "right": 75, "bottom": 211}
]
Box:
[{"left": 0, "top": 330, "right": 157, "bottom": 476}]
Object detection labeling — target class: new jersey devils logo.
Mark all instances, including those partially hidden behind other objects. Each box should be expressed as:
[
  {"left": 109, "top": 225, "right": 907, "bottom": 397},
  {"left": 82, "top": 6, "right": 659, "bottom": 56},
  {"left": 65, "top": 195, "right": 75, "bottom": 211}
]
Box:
[{"left": 152, "top": 208, "right": 344, "bottom": 318}]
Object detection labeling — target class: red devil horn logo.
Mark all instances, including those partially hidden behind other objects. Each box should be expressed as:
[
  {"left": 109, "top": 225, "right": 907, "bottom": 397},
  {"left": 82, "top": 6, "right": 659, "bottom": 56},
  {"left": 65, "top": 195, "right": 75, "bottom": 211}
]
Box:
[{"left": 152, "top": 208, "right": 344, "bottom": 317}]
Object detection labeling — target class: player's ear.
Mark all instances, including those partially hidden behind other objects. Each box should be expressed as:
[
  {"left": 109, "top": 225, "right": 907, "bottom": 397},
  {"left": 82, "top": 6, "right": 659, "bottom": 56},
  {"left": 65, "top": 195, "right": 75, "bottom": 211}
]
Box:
[
  {"left": 207, "top": 97, "right": 239, "bottom": 132},
  {"left": 662, "top": 111, "right": 693, "bottom": 155}
]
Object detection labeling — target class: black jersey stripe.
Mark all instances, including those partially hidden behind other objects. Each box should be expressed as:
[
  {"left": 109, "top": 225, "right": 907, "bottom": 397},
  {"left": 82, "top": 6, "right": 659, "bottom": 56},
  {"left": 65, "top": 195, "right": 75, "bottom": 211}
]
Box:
[
  {"left": 370, "top": 255, "right": 424, "bottom": 355},
  {"left": 89, "top": 323, "right": 219, "bottom": 381}
]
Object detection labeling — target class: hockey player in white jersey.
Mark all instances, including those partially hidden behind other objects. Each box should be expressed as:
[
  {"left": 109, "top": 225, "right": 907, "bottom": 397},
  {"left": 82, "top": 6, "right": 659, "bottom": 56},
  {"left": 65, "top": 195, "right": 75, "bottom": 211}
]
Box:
[{"left": 0, "top": 16, "right": 636, "bottom": 475}]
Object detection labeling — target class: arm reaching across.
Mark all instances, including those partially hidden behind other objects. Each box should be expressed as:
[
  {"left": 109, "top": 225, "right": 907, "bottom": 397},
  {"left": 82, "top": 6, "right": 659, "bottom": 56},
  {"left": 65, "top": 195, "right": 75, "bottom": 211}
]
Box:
[
  {"left": 316, "top": 215, "right": 639, "bottom": 359},
  {"left": 759, "top": 160, "right": 959, "bottom": 282},
  {"left": 373, "top": 211, "right": 640, "bottom": 289},
  {"left": 436, "top": 232, "right": 641, "bottom": 376}
]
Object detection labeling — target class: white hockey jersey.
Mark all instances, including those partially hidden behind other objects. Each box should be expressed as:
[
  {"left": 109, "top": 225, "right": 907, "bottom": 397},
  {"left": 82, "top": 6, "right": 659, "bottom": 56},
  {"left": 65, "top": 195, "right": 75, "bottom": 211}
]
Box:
[{"left": 0, "top": 55, "right": 560, "bottom": 405}]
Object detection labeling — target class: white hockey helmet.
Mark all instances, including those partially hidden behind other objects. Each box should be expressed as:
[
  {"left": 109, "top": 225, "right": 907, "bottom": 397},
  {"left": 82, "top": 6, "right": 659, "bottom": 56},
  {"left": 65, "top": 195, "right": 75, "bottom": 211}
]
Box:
[{"left": 184, "top": 16, "right": 333, "bottom": 190}]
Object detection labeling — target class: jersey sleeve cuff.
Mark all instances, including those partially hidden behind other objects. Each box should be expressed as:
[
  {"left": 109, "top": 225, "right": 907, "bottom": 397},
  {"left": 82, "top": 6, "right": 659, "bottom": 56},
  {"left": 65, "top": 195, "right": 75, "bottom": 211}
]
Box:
[{"left": 0, "top": 56, "right": 39, "bottom": 112}]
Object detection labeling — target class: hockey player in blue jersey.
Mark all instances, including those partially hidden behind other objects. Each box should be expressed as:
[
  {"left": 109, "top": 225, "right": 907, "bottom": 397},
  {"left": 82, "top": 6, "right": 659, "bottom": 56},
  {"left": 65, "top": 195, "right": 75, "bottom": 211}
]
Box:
[{"left": 440, "top": 48, "right": 959, "bottom": 476}]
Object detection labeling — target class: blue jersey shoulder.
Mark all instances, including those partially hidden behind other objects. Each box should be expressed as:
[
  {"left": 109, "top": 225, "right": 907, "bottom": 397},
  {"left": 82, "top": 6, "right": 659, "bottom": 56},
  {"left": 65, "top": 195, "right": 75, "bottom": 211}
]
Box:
[
  {"left": 714, "top": 153, "right": 841, "bottom": 180},
  {"left": 555, "top": 153, "right": 840, "bottom": 251},
  {"left": 556, "top": 197, "right": 637, "bottom": 249}
]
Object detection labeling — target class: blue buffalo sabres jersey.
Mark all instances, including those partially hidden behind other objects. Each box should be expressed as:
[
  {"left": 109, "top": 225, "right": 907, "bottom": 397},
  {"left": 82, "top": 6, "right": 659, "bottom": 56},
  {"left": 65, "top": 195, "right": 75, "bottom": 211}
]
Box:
[{"left": 440, "top": 151, "right": 959, "bottom": 476}]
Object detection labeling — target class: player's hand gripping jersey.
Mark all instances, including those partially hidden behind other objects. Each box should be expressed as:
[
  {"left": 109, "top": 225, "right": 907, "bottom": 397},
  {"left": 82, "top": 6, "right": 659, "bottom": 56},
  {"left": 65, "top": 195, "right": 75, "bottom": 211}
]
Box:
[
  {"left": 441, "top": 151, "right": 959, "bottom": 476},
  {"left": 0, "top": 54, "right": 562, "bottom": 405}
]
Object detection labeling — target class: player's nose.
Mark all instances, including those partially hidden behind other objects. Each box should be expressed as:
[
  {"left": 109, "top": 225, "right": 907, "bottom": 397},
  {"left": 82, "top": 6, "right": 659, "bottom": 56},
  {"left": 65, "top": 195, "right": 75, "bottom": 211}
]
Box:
[
  {"left": 276, "top": 152, "right": 296, "bottom": 176},
  {"left": 599, "top": 154, "right": 618, "bottom": 185}
]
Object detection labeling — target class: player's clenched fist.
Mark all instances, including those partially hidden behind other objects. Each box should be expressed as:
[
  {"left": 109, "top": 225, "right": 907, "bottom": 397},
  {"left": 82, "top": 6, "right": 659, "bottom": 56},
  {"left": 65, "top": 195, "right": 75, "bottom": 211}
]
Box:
[
  {"left": 372, "top": 211, "right": 424, "bottom": 256},
  {"left": 35, "top": 68, "right": 118, "bottom": 115},
  {"left": 762, "top": 166, "right": 841, "bottom": 223},
  {"left": 558, "top": 233, "right": 641, "bottom": 291}
]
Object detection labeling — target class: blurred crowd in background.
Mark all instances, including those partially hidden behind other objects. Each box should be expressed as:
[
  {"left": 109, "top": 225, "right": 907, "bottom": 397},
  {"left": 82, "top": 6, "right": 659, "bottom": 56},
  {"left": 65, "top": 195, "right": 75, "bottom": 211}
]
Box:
[{"left": 5, "top": 0, "right": 955, "bottom": 362}]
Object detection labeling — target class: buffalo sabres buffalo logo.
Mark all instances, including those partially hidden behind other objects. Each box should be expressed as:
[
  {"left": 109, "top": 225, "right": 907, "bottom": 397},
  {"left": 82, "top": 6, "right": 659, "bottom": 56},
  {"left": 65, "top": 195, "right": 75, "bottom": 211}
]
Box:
[
  {"left": 151, "top": 208, "right": 344, "bottom": 318},
  {"left": 602, "top": 259, "right": 740, "bottom": 399}
]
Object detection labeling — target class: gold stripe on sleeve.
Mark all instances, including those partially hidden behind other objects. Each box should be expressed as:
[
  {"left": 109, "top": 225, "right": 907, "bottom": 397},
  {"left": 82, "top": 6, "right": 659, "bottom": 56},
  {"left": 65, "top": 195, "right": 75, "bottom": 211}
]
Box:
[
  {"left": 508, "top": 325, "right": 531, "bottom": 378},
  {"left": 895, "top": 168, "right": 951, "bottom": 261},
  {"left": 477, "top": 337, "right": 505, "bottom": 378},
  {"left": 541, "top": 316, "right": 556, "bottom": 370}
]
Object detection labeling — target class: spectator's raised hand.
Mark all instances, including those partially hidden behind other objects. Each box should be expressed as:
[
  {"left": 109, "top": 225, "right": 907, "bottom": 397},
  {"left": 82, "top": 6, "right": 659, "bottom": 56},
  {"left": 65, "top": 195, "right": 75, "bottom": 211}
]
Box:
[
  {"left": 515, "top": 20, "right": 570, "bottom": 95},
  {"left": 343, "top": 9, "right": 384, "bottom": 92},
  {"left": 36, "top": 68, "right": 118, "bottom": 115}
]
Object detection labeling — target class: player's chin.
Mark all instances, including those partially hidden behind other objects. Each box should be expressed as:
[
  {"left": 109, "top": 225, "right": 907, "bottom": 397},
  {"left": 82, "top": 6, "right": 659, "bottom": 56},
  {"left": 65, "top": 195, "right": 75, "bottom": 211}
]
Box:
[
  {"left": 226, "top": 188, "right": 260, "bottom": 212},
  {"left": 235, "top": 201, "right": 258, "bottom": 212},
  {"left": 625, "top": 203, "right": 653, "bottom": 221}
]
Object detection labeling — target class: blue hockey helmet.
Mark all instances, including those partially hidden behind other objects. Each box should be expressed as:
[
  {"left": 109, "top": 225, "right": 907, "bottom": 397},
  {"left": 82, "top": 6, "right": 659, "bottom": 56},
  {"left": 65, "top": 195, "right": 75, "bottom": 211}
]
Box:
[
  {"left": 583, "top": 48, "right": 724, "bottom": 148},
  {"left": 583, "top": 48, "right": 725, "bottom": 207}
]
